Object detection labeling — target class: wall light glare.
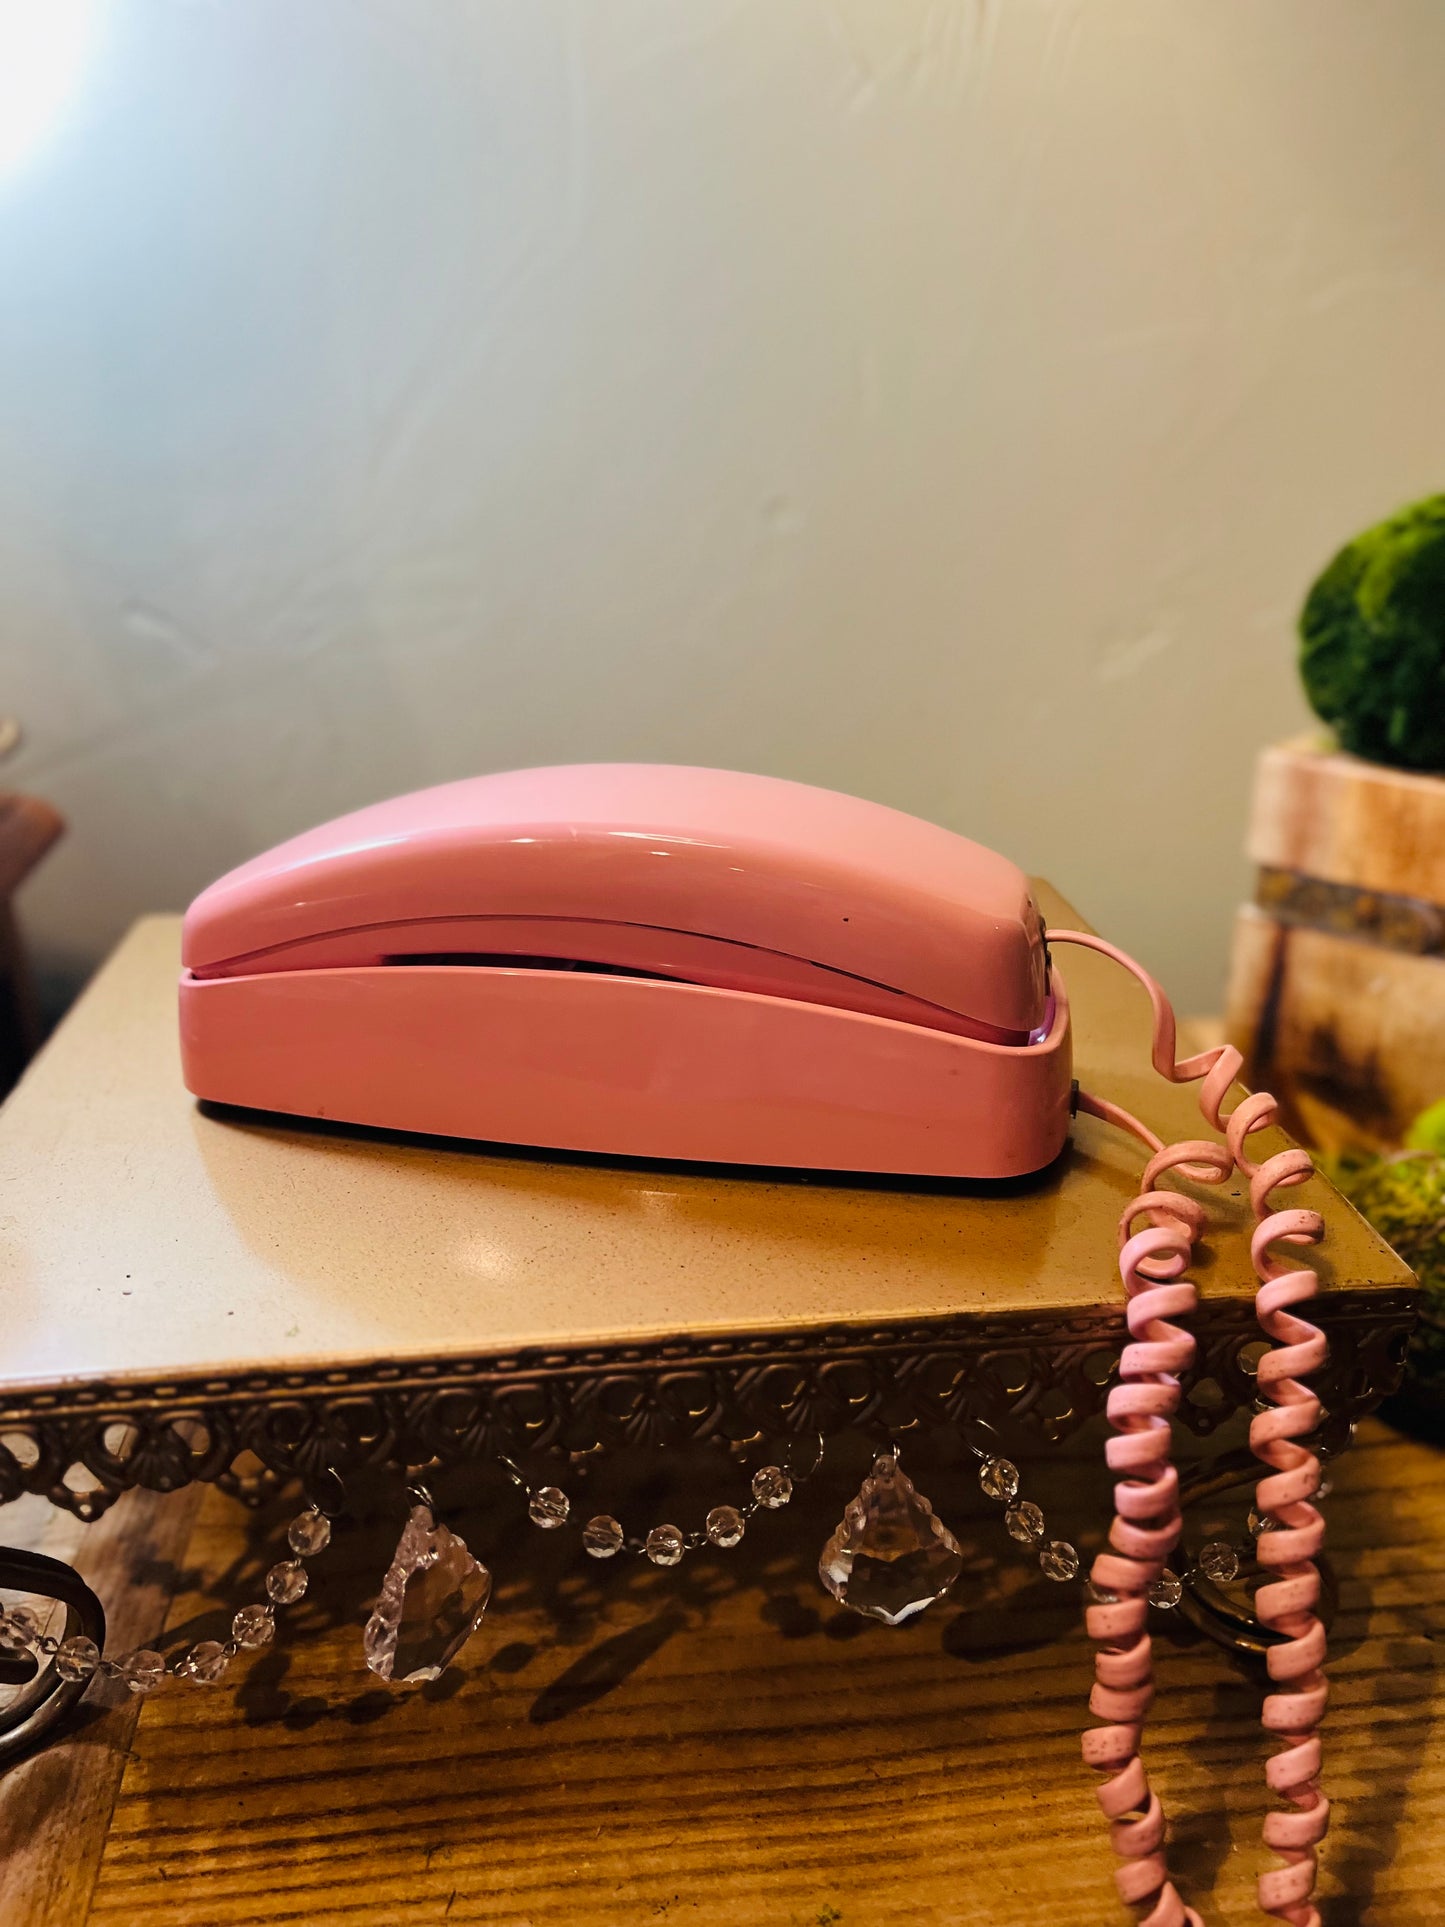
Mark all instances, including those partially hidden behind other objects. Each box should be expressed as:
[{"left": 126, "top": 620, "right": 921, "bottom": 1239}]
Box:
[{"left": 0, "top": 0, "right": 107, "bottom": 188}]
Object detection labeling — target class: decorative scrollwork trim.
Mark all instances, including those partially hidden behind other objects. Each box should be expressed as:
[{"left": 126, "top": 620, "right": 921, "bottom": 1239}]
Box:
[{"left": 0, "top": 1291, "right": 1418, "bottom": 1520}]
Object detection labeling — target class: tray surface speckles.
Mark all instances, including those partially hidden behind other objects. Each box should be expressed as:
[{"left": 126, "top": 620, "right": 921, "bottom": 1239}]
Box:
[{"left": 0, "top": 895, "right": 1415, "bottom": 1516}]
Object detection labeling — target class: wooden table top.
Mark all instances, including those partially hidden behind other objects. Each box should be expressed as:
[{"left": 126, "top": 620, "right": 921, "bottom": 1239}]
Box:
[{"left": 1, "top": 1412, "right": 1442, "bottom": 1926}]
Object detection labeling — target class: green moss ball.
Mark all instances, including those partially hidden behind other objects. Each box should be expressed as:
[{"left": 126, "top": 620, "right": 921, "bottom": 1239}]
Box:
[{"left": 1300, "top": 495, "right": 1445, "bottom": 772}]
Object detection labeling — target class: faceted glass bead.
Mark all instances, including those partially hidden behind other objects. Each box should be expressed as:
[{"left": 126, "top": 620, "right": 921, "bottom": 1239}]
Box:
[
  {"left": 1004, "top": 1500, "right": 1045, "bottom": 1545},
  {"left": 288, "top": 1508, "right": 332, "bottom": 1557},
  {"left": 979, "top": 1457, "right": 1020, "bottom": 1503},
  {"left": 819, "top": 1456, "right": 964, "bottom": 1626},
  {"left": 117, "top": 1649, "right": 166, "bottom": 1693},
  {"left": 364, "top": 1501, "right": 492, "bottom": 1685},
  {"left": 1083, "top": 1578, "right": 1120, "bottom": 1606},
  {"left": 751, "top": 1466, "right": 793, "bottom": 1509},
  {"left": 0, "top": 1604, "right": 45, "bottom": 1653},
  {"left": 265, "top": 1560, "right": 309, "bottom": 1605},
  {"left": 181, "top": 1640, "right": 231, "bottom": 1684},
  {"left": 1148, "top": 1569, "right": 1183, "bottom": 1609},
  {"left": 232, "top": 1604, "right": 275, "bottom": 1649},
  {"left": 645, "top": 1524, "right": 685, "bottom": 1566},
  {"left": 1039, "top": 1540, "right": 1080, "bottom": 1582},
  {"left": 582, "top": 1514, "right": 625, "bottom": 1558},
  {"left": 55, "top": 1635, "right": 99, "bottom": 1682},
  {"left": 1197, "top": 1541, "right": 1240, "bottom": 1585},
  {"left": 706, "top": 1505, "right": 745, "bottom": 1548},
  {"left": 529, "top": 1486, "right": 570, "bottom": 1529}
]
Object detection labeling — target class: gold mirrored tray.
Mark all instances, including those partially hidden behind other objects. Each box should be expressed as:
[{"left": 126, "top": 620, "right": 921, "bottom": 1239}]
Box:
[{"left": 0, "top": 892, "right": 1416, "bottom": 1520}]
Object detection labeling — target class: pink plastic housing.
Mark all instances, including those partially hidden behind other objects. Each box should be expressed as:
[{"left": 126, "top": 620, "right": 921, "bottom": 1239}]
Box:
[{"left": 179, "top": 765, "right": 1073, "bottom": 1178}]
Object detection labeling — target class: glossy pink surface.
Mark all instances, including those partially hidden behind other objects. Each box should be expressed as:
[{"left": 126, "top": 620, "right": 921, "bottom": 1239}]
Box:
[
  {"left": 182, "top": 764, "right": 1048, "bottom": 1037},
  {"left": 180, "top": 964, "right": 1072, "bottom": 1179},
  {"left": 179, "top": 765, "right": 1071, "bottom": 1177}
]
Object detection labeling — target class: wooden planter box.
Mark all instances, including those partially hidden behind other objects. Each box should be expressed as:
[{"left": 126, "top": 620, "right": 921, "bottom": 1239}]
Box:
[{"left": 1226, "top": 736, "right": 1445, "bottom": 1152}]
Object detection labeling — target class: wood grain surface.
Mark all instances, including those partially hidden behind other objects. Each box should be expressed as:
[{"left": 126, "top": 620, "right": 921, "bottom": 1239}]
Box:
[
  {"left": 1245, "top": 736, "right": 1445, "bottom": 903},
  {"left": 1229, "top": 737, "right": 1445, "bottom": 1153},
  {"left": 0, "top": 1413, "right": 1429, "bottom": 1926},
  {"left": 1227, "top": 906, "right": 1445, "bottom": 1154},
  {"left": 0, "top": 1488, "right": 201, "bottom": 1923}
]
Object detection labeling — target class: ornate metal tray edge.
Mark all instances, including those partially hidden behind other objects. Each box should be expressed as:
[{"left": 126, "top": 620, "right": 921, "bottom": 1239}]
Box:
[{"left": 0, "top": 1290, "right": 1417, "bottom": 1519}]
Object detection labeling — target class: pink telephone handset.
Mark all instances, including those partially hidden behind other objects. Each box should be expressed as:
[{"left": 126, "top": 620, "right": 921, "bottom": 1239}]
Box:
[
  {"left": 179, "top": 763, "right": 1071, "bottom": 1179},
  {"left": 180, "top": 765, "right": 1329, "bottom": 1927}
]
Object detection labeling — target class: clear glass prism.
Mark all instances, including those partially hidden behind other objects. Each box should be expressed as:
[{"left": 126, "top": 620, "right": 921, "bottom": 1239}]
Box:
[
  {"left": 819, "top": 1456, "right": 963, "bottom": 1626},
  {"left": 363, "top": 1502, "right": 492, "bottom": 1684}
]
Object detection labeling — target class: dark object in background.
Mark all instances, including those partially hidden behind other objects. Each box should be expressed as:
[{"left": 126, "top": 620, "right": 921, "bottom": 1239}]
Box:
[
  {"left": 0, "top": 791, "right": 64, "bottom": 1097},
  {"left": 0, "top": 1545, "right": 106, "bottom": 1765}
]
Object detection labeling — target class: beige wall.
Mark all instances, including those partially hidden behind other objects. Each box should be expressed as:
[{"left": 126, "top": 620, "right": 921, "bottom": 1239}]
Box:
[{"left": 5, "top": 0, "right": 1445, "bottom": 1014}]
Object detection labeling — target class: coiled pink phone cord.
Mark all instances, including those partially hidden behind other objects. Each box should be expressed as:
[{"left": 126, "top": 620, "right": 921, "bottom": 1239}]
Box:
[{"left": 1050, "top": 931, "right": 1330, "bottom": 1927}]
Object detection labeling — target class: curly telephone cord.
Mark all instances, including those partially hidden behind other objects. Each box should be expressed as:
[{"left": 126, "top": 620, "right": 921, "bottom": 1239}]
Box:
[{"left": 1050, "top": 930, "right": 1330, "bottom": 1927}]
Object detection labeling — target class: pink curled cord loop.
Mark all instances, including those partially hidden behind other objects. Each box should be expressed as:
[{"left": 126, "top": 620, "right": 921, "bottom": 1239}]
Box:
[
  {"left": 1245, "top": 1162, "right": 1330, "bottom": 1927},
  {"left": 1054, "top": 932, "right": 1329, "bottom": 1927},
  {"left": 1075, "top": 1134, "right": 1226, "bottom": 1926}
]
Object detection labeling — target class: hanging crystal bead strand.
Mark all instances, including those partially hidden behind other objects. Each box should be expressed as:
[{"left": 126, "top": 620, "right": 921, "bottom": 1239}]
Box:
[
  {"left": 967, "top": 1423, "right": 1080, "bottom": 1583},
  {"left": 173, "top": 1493, "right": 334, "bottom": 1685},
  {"left": 499, "top": 1435, "right": 824, "bottom": 1570},
  {"left": 0, "top": 1487, "right": 339, "bottom": 1696},
  {"left": 0, "top": 1605, "right": 106, "bottom": 1688},
  {"left": 1145, "top": 1540, "right": 1245, "bottom": 1614},
  {"left": 1147, "top": 1446, "right": 1337, "bottom": 1616},
  {"left": 964, "top": 1416, "right": 1263, "bottom": 1605}
]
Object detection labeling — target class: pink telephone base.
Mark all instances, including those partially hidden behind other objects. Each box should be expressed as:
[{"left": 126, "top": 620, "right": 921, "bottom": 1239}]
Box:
[{"left": 181, "top": 962, "right": 1073, "bottom": 1180}]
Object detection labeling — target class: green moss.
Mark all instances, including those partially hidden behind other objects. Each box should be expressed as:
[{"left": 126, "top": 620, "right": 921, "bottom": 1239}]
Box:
[
  {"left": 1340, "top": 1153, "right": 1445, "bottom": 1290},
  {"left": 1334, "top": 1152, "right": 1445, "bottom": 1423},
  {"left": 1300, "top": 495, "right": 1445, "bottom": 771},
  {"left": 1404, "top": 1097, "right": 1445, "bottom": 1158}
]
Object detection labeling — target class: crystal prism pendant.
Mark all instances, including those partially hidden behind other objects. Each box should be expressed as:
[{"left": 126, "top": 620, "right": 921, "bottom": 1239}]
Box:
[
  {"left": 819, "top": 1456, "right": 964, "bottom": 1626},
  {"left": 363, "top": 1501, "right": 492, "bottom": 1684}
]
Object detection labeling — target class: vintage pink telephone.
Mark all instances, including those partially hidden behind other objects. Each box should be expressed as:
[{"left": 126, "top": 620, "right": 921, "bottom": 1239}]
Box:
[
  {"left": 180, "top": 763, "right": 1072, "bottom": 1178},
  {"left": 180, "top": 766, "right": 1331, "bottom": 1927}
]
